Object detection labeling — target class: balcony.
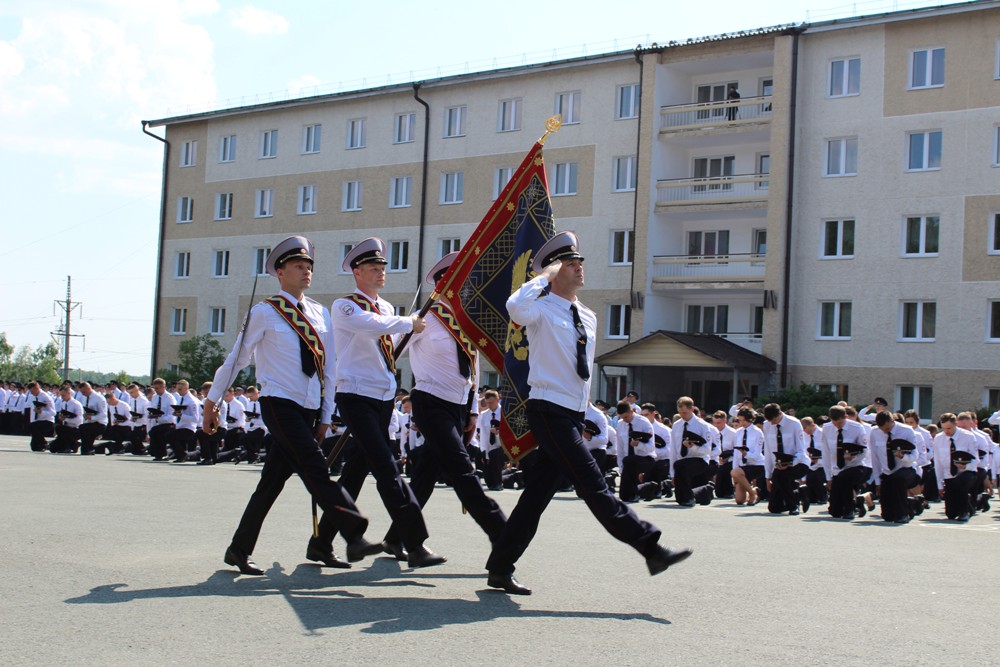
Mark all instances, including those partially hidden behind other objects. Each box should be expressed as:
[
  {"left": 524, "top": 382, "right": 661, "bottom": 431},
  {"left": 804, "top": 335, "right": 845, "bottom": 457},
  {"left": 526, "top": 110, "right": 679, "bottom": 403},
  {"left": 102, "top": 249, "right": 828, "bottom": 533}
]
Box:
[
  {"left": 717, "top": 332, "right": 763, "bottom": 355},
  {"left": 656, "top": 173, "right": 769, "bottom": 210},
  {"left": 659, "top": 96, "right": 772, "bottom": 136},
  {"left": 651, "top": 253, "right": 765, "bottom": 292}
]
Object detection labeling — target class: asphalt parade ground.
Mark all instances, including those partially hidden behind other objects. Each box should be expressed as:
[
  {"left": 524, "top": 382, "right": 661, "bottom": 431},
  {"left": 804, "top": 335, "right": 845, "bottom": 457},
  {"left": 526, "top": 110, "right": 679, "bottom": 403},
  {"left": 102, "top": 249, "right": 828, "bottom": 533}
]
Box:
[{"left": 2, "top": 434, "right": 997, "bottom": 666}]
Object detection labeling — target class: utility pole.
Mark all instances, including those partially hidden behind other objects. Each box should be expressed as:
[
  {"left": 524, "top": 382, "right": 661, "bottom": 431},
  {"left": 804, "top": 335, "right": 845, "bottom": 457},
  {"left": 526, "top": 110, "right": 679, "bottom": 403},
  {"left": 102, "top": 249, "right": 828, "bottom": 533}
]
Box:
[{"left": 52, "top": 275, "right": 84, "bottom": 382}]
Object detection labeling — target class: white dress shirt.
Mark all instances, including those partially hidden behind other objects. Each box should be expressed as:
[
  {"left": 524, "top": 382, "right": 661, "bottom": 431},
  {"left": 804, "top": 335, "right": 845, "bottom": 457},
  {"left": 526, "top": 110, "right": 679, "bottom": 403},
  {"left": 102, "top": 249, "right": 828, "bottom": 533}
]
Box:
[
  {"left": 245, "top": 399, "right": 266, "bottom": 432},
  {"left": 869, "top": 422, "right": 918, "bottom": 479},
  {"left": 80, "top": 392, "right": 108, "bottom": 426},
  {"left": 616, "top": 413, "right": 654, "bottom": 458},
  {"left": 803, "top": 428, "right": 824, "bottom": 470},
  {"left": 914, "top": 426, "right": 933, "bottom": 466},
  {"left": 408, "top": 305, "right": 477, "bottom": 406},
  {"left": 670, "top": 416, "right": 713, "bottom": 476},
  {"left": 820, "top": 420, "right": 868, "bottom": 478},
  {"left": 332, "top": 289, "right": 411, "bottom": 401},
  {"left": 29, "top": 391, "right": 55, "bottom": 423},
  {"left": 933, "top": 428, "right": 980, "bottom": 485},
  {"left": 651, "top": 419, "right": 672, "bottom": 461},
  {"left": 109, "top": 400, "right": 132, "bottom": 428},
  {"left": 174, "top": 392, "right": 202, "bottom": 432},
  {"left": 477, "top": 405, "right": 504, "bottom": 454},
  {"left": 715, "top": 424, "right": 737, "bottom": 463},
  {"left": 761, "top": 413, "right": 807, "bottom": 478},
  {"left": 128, "top": 394, "right": 149, "bottom": 428},
  {"left": 57, "top": 397, "right": 83, "bottom": 428},
  {"left": 583, "top": 402, "right": 610, "bottom": 452},
  {"left": 506, "top": 275, "right": 596, "bottom": 413},
  {"left": 734, "top": 424, "right": 765, "bottom": 467},
  {"left": 224, "top": 398, "right": 246, "bottom": 430}
]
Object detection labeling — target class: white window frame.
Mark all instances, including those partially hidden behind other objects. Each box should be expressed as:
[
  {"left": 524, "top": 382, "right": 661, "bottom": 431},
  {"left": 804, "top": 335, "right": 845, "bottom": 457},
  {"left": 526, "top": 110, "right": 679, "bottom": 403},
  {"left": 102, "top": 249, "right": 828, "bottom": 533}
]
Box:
[
  {"left": 347, "top": 118, "right": 366, "bottom": 149},
  {"left": 170, "top": 308, "right": 187, "bottom": 335},
  {"left": 209, "top": 307, "right": 226, "bottom": 336},
  {"left": 825, "top": 137, "right": 858, "bottom": 177},
  {"left": 339, "top": 244, "right": 354, "bottom": 275},
  {"left": 906, "top": 130, "right": 942, "bottom": 172},
  {"left": 552, "top": 162, "right": 578, "bottom": 196},
  {"left": 174, "top": 252, "right": 190, "bottom": 279},
  {"left": 388, "top": 240, "right": 409, "bottom": 273},
  {"left": 902, "top": 215, "right": 940, "bottom": 257},
  {"left": 612, "top": 155, "right": 637, "bottom": 192},
  {"left": 214, "top": 192, "right": 233, "bottom": 221},
  {"left": 756, "top": 153, "right": 770, "bottom": 190},
  {"left": 260, "top": 130, "right": 278, "bottom": 158},
  {"left": 992, "top": 125, "right": 1000, "bottom": 167},
  {"left": 989, "top": 212, "right": 1000, "bottom": 256},
  {"left": 444, "top": 105, "right": 466, "bottom": 138},
  {"left": 610, "top": 230, "right": 634, "bottom": 266},
  {"left": 909, "top": 47, "right": 945, "bottom": 90},
  {"left": 899, "top": 301, "right": 936, "bottom": 342},
  {"left": 177, "top": 196, "right": 193, "bottom": 223},
  {"left": 219, "top": 135, "right": 236, "bottom": 163},
  {"left": 817, "top": 301, "right": 852, "bottom": 340},
  {"left": 440, "top": 171, "right": 464, "bottom": 205},
  {"left": 493, "top": 166, "right": 513, "bottom": 200},
  {"left": 897, "top": 385, "right": 933, "bottom": 417},
  {"left": 828, "top": 57, "right": 861, "bottom": 98},
  {"left": 253, "top": 247, "right": 271, "bottom": 277},
  {"left": 988, "top": 301, "right": 1000, "bottom": 342},
  {"left": 615, "top": 84, "right": 640, "bottom": 120},
  {"left": 298, "top": 185, "right": 317, "bottom": 215},
  {"left": 685, "top": 304, "right": 729, "bottom": 335},
  {"left": 821, "top": 218, "right": 856, "bottom": 259},
  {"left": 607, "top": 304, "right": 631, "bottom": 339},
  {"left": 179, "top": 140, "right": 197, "bottom": 167},
  {"left": 389, "top": 176, "right": 412, "bottom": 208},
  {"left": 254, "top": 188, "right": 273, "bottom": 218},
  {"left": 343, "top": 180, "right": 363, "bottom": 212},
  {"left": 555, "top": 91, "right": 581, "bottom": 125},
  {"left": 302, "top": 124, "right": 322, "bottom": 154},
  {"left": 212, "top": 250, "right": 230, "bottom": 279},
  {"left": 394, "top": 112, "right": 416, "bottom": 144},
  {"left": 497, "top": 98, "right": 522, "bottom": 132},
  {"left": 440, "top": 238, "right": 460, "bottom": 257}
]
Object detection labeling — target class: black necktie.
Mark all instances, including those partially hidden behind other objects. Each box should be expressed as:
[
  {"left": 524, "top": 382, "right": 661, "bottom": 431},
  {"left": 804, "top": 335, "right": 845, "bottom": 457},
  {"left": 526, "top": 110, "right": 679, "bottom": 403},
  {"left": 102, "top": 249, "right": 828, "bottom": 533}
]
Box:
[
  {"left": 950, "top": 437, "right": 957, "bottom": 476},
  {"left": 681, "top": 422, "right": 690, "bottom": 457},
  {"left": 742, "top": 428, "right": 748, "bottom": 456},
  {"left": 836, "top": 428, "right": 845, "bottom": 468},
  {"left": 776, "top": 426, "right": 784, "bottom": 454},
  {"left": 296, "top": 301, "right": 316, "bottom": 377},
  {"left": 886, "top": 432, "right": 896, "bottom": 471},
  {"left": 489, "top": 411, "right": 497, "bottom": 445},
  {"left": 570, "top": 304, "right": 589, "bottom": 380},
  {"left": 456, "top": 340, "right": 471, "bottom": 379}
]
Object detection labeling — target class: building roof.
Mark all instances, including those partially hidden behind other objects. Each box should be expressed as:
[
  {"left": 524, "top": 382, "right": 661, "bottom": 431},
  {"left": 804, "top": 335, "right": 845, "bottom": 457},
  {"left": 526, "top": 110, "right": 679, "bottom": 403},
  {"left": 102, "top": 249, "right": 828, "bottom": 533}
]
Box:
[{"left": 596, "top": 330, "right": 775, "bottom": 373}]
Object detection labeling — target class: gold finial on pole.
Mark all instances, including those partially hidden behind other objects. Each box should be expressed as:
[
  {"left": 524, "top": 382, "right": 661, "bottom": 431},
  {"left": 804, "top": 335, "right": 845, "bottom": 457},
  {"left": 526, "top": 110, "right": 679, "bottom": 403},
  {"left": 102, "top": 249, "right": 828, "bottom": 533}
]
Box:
[{"left": 538, "top": 114, "right": 562, "bottom": 145}]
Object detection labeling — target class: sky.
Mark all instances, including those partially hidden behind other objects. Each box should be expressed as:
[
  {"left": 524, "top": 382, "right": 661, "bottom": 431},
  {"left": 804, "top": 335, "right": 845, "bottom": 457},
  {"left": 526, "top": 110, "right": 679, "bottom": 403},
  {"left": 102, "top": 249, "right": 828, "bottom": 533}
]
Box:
[{"left": 0, "top": 0, "right": 959, "bottom": 375}]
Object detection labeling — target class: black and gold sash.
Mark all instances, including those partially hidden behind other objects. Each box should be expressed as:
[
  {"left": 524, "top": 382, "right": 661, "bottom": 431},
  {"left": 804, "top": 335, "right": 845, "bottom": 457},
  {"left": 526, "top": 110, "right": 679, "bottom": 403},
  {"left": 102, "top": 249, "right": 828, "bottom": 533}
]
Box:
[
  {"left": 342, "top": 293, "right": 396, "bottom": 374},
  {"left": 266, "top": 295, "right": 327, "bottom": 395},
  {"left": 430, "top": 302, "right": 476, "bottom": 373}
]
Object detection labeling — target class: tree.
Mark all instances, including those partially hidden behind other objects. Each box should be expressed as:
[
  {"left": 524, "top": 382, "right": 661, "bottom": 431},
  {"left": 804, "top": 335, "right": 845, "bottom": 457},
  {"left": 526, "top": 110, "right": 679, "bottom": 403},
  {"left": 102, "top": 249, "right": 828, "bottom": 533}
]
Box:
[
  {"left": 0, "top": 333, "right": 13, "bottom": 378},
  {"left": 176, "top": 334, "right": 226, "bottom": 386}
]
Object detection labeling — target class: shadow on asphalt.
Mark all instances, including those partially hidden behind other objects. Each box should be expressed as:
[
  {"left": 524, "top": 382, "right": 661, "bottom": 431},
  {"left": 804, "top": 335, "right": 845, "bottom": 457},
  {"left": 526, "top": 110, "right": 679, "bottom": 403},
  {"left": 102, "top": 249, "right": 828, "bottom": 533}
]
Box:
[{"left": 65, "top": 557, "right": 671, "bottom": 634}]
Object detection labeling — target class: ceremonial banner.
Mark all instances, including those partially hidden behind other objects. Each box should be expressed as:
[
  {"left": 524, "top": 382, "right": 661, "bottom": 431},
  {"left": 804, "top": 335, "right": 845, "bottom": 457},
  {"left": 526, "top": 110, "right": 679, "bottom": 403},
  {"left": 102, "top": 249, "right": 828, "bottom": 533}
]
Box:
[{"left": 436, "top": 141, "right": 555, "bottom": 461}]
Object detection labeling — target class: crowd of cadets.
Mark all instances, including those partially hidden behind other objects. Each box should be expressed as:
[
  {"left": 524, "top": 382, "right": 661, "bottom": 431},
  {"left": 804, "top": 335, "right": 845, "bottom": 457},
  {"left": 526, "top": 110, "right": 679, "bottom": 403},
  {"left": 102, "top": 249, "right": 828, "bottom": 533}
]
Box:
[{"left": 4, "top": 378, "right": 999, "bottom": 522}]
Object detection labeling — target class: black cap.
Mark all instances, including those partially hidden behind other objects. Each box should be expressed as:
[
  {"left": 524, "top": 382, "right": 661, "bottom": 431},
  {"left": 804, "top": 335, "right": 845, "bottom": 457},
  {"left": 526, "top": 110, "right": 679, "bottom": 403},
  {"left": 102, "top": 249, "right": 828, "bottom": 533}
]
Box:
[
  {"left": 841, "top": 441, "right": 866, "bottom": 455},
  {"left": 951, "top": 450, "right": 975, "bottom": 464},
  {"left": 593, "top": 399, "right": 609, "bottom": 409},
  {"left": 583, "top": 419, "right": 601, "bottom": 436},
  {"left": 681, "top": 432, "right": 707, "bottom": 447},
  {"left": 654, "top": 434, "right": 667, "bottom": 448},
  {"left": 873, "top": 397, "right": 888, "bottom": 406},
  {"left": 773, "top": 451, "right": 796, "bottom": 464},
  {"left": 888, "top": 438, "right": 916, "bottom": 453},
  {"left": 807, "top": 446, "right": 824, "bottom": 457}
]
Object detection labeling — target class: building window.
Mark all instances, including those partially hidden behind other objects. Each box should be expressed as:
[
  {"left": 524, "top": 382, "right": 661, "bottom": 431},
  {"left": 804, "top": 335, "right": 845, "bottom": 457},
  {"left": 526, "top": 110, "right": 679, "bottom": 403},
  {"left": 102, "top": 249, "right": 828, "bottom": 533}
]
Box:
[
  {"left": 170, "top": 308, "right": 187, "bottom": 335},
  {"left": 390, "top": 176, "right": 412, "bottom": 208},
  {"left": 989, "top": 301, "right": 1000, "bottom": 341},
  {"left": 906, "top": 131, "right": 942, "bottom": 171},
  {"left": 388, "top": 240, "right": 409, "bottom": 272},
  {"left": 616, "top": 84, "right": 640, "bottom": 120},
  {"left": 215, "top": 193, "right": 233, "bottom": 221},
  {"left": 829, "top": 57, "right": 861, "bottom": 97},
  {"left": 818, "top": 301, "right": 852, "bottom": 339},
  {"left": 298, "top": 185, "right": 317, "bottom": 215},
  {"left": 174, "top": 252, "right": 190, "bottom": 279},
  {"left": 394, "top": 305, "right": 407, "bottom": 316},
  {"left": 608, "top": 305, "right": 631, "bottom": 339},
  {"left": 900, "top": 301, "right": 936, "bottom": 341},
  {"left": 990, "top": 213, "right": 1000, "bottom": 255},
  {"left": 302, "top": 124, "right": 322, "bottom": 154},
  {"left": 686, "top": 305, "right": 728, "bottom": 334},
  {"left": 497, "top": 98, "right": 521, "bottom": 132},
  {"left": 611, "top": 230, "right": 635, "bottom": 265},
  {"left": 444, "top": 106, "right": 466, "bottom": 137},
  {"left": 994, "top": 126, "right": 1000, "bottom": 166},
  {"left": 212, "top": 250, "right": 230, "bottom": 278},
  {"left": 440, "top": 171, "right": 464, "bottom": 204},
  {"left": 255, "top": 189, "right": 273, "bottom": 218},
  {"left": 898, "top": 385, "right": 932, "bottom": 416},
  {"left": 612, "top": 156, "right": 637, "bottom": 192},
  {"left": 552, "top": 162, "right": 578, "bottom": 196},
  {"left": 179, "top": 140, "right": 197, "bottom": 167},
  {"left": 260, "top": 130, "right": 278, "bottom": 158},
  {"left": 219, "top": 135, "right": 236, "bottom": 163},
  {"left": 347, "top": 118, "right": 366, "bottom": 149},
  {"left": 440, "top": 238, "right": 460, "bottom": 257},
  {"left": 394, "top": 112, "right": 416, "bottom": 144},
  {"left": 493, "top": 166, "right": 513, "bottom": 200},
  {"left": 339, "top": 244, "right": 354, "bottom": 274},
  {"left": 910, "top": 47, "right": 945, "bottom": 89},
  {"left": 825, "top": 137, "right": 858, "bottom": 176},
  {"left": 822, "top": 219, "right": 855, "bottom": 258},
  {"left": 688, "top": 230, "right": 730, "bottom": 256},
  {"left": 693, "top": 156, "right": 734, "bottom": 190},
  {"left": 555, "top": 91, "right": 581, "bottom": 124},
  {"left": 210, "top": 307, "right": 226, "bottom": 336},
  {"left": 756, "top": 153, "right": 770, "bottom": 189},
  {"left": 343, "top": 181, "right": 362, "bottom": 212},
  {"left": 254, "top": 247, "right": 270, "bottom": 277},
  {"left": 903, "top": 215, "right": 940, "bottom": 256},
  {"left": 752, "top": 306, "right": 764, "bottom": 338},
  {"left": 177, "top": 196, "right": 193, "bottom": 223}
]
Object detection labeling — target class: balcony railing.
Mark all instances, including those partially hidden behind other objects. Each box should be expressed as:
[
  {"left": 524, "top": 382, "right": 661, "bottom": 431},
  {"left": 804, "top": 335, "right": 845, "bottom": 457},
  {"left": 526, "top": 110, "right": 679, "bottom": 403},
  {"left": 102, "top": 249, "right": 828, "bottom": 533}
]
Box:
[
  {"left": 656, "top": 173, "right": 769, "bottom": 206},
  {"left": 660, "top": 95, "right": 773, "bottom": 133},
  {"left": 651, "top": 253, "right": 766, "bottom": 281},
  {"left": 719, "top": 332, "right": 763, "bottom": 354}
]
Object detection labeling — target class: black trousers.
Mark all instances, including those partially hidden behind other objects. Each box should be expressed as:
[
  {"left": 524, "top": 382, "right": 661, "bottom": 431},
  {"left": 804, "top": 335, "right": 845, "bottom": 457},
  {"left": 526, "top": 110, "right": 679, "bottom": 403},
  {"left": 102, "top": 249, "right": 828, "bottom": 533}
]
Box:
[
  {"left": 243, "top": 428, "right": 267, "bottom": 456},
  {"left": 332, "top": 392, "right": 429, "bottom": 550},
  {"left": 197, "top": 427, "right": 224, "bottom": 461},
  {"left": 922, "top": 464, "right": 939, "bottom": 501},
  {"left": 714, "top": 459, "right": 735, "bottom": 497},
  {"left": 768, "top": 463, "right": 808, "bottom": 513},
  {"left": 943, "top": 470, "right": 976, "bottom": 519},
  {"left": 50, "top": 424, "right": 80, "bottom": 452},
  {"left": 829, "top": 466, "right": 868, "bottom": 518},
  {"left": 620, "top": 453, "right": 654, "bottom": 501},
  {"left": 230, "top": 396, "right": 367, "bottom": 556},
  {"left": 79, "top": 422, "right": 105, "bottom": 454},
  {"left": 589, "top": 447, "right": 607, "bottom": 472},
  {"left": 383, "top": 390, "right": 506, "bottom": 545},
  {"left": 485, "top": 399, "right": 661, "bottom": 576},
  {"left": 29, "top": 420, "right": 54, "bottom": 451},
  {"left": 148, "top": 424, "right": 173, "bottom": 459},
  {"left": 673, "top": 457, "right": 713, "bottom": 505},
  {"left": 167, "top": 428, "right": 196, "bottom": 458},
  {"left": 484, "top": 446, "right": 505, "bottom": 490},
  {"left": 880, "top": 468, "right": 921, "bottom": 521},
  {"left": 128, "top": 425, "right": 147, "bottom": 453},
  {"left": 806, "top": 466, "right": 828, "bottom": 503}
]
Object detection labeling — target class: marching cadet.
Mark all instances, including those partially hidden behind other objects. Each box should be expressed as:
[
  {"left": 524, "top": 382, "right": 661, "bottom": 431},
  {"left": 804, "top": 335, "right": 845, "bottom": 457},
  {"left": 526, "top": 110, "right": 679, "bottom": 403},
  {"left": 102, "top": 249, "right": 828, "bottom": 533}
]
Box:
[
  {"left": 204, "top": 235, "right": 376, "bottom": 576},
  {"left": 167, "top": 380, "right": 200, "bottom": 462},
  {"left": 328, "top": 236, "right": 445, "bottom": 569},
  {"left": 801, "top": 417, "right": 828, "bottom": 504},
  {"left": 477, "top": 389, "right": 505, "bottom": 491},
  {"left": 485, "top": 232, "right": 690, "bottom": 595},
  {"left": 50, "top": 385, "right": 83, "bottom": 453},
  {"left": 869, "top": 412, "right": 920, "bottom": 523},
  {"left": 125, "top": 383, "right": 149, "bottom": 455},
  {"left": 615, "top": 400, "right": 655, "bottom": 503},
  {"left": 146, "top": 378, "right": 176, "bottom": 461},
  {"left": 761, "top": 403, "right": 809, "bottom": 515},
  {"left": 26, "top": 381, "right": 56, "bottom": 452},
  {"left": 670, "top": 396, "right": 715, "bottom": 507},
  {"left": 933, "top": 413, "right": 979, "bottom": 521},
  {"left": 821, "top": 405, "right": 870, "bottom": 519},
  {"left": 99, "top": 391, "right": 133, "bottom": 454},
  {"left": 76, "top": 382, "right": 107, "bottom": 456}
]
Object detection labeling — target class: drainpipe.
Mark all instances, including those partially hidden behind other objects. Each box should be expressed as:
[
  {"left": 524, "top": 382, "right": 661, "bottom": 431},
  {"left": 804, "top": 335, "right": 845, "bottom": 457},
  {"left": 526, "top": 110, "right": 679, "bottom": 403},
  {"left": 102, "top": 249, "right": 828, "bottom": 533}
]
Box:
[
  {"left": 412, "top": 83, "right": 431, "bottom": 306},
  {"left": 780, "top": 28, "right": 804, "bottom": 389},
  {"left": 142, "top": 121, "right": 169, "bottom": 379},
  {"left": 626, "top": 45, "right": 650, "bottom": 395}
]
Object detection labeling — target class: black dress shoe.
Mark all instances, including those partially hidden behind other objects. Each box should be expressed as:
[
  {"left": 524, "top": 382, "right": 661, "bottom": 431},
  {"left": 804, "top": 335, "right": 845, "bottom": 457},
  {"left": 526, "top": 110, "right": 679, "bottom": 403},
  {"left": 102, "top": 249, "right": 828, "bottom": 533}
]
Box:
[
  {"left": 407, "top": 546, "right": 447, "bottom": 569},
  {"left": 346, "top": 537, "right": 384, "bottom": 563},
  {"left": 306, "top": 540, "right": 351, "bottom": 569},
  {"left": 645, "top": 545, "right": 693, "bottom": 576},
  {"left": 855, "top": 497, "right": 867, "bottom": 518},
  {"left": 788, "top": 508, "right": 800, "bottom": 516},
  {"left": 487, "top": 572, "right": 532, "bottom": 595},
  {"left": 799, "top": 488, "right": 810, "bottom": 514},
  {"left": 224, "top": 546, "right": 264, "bottom": 575},
  {"left": 957, "top": 513, "right": 970, "bottom": 522},
  {"left": 382, "top": 540, "right": 408, "bottom": 561}
]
